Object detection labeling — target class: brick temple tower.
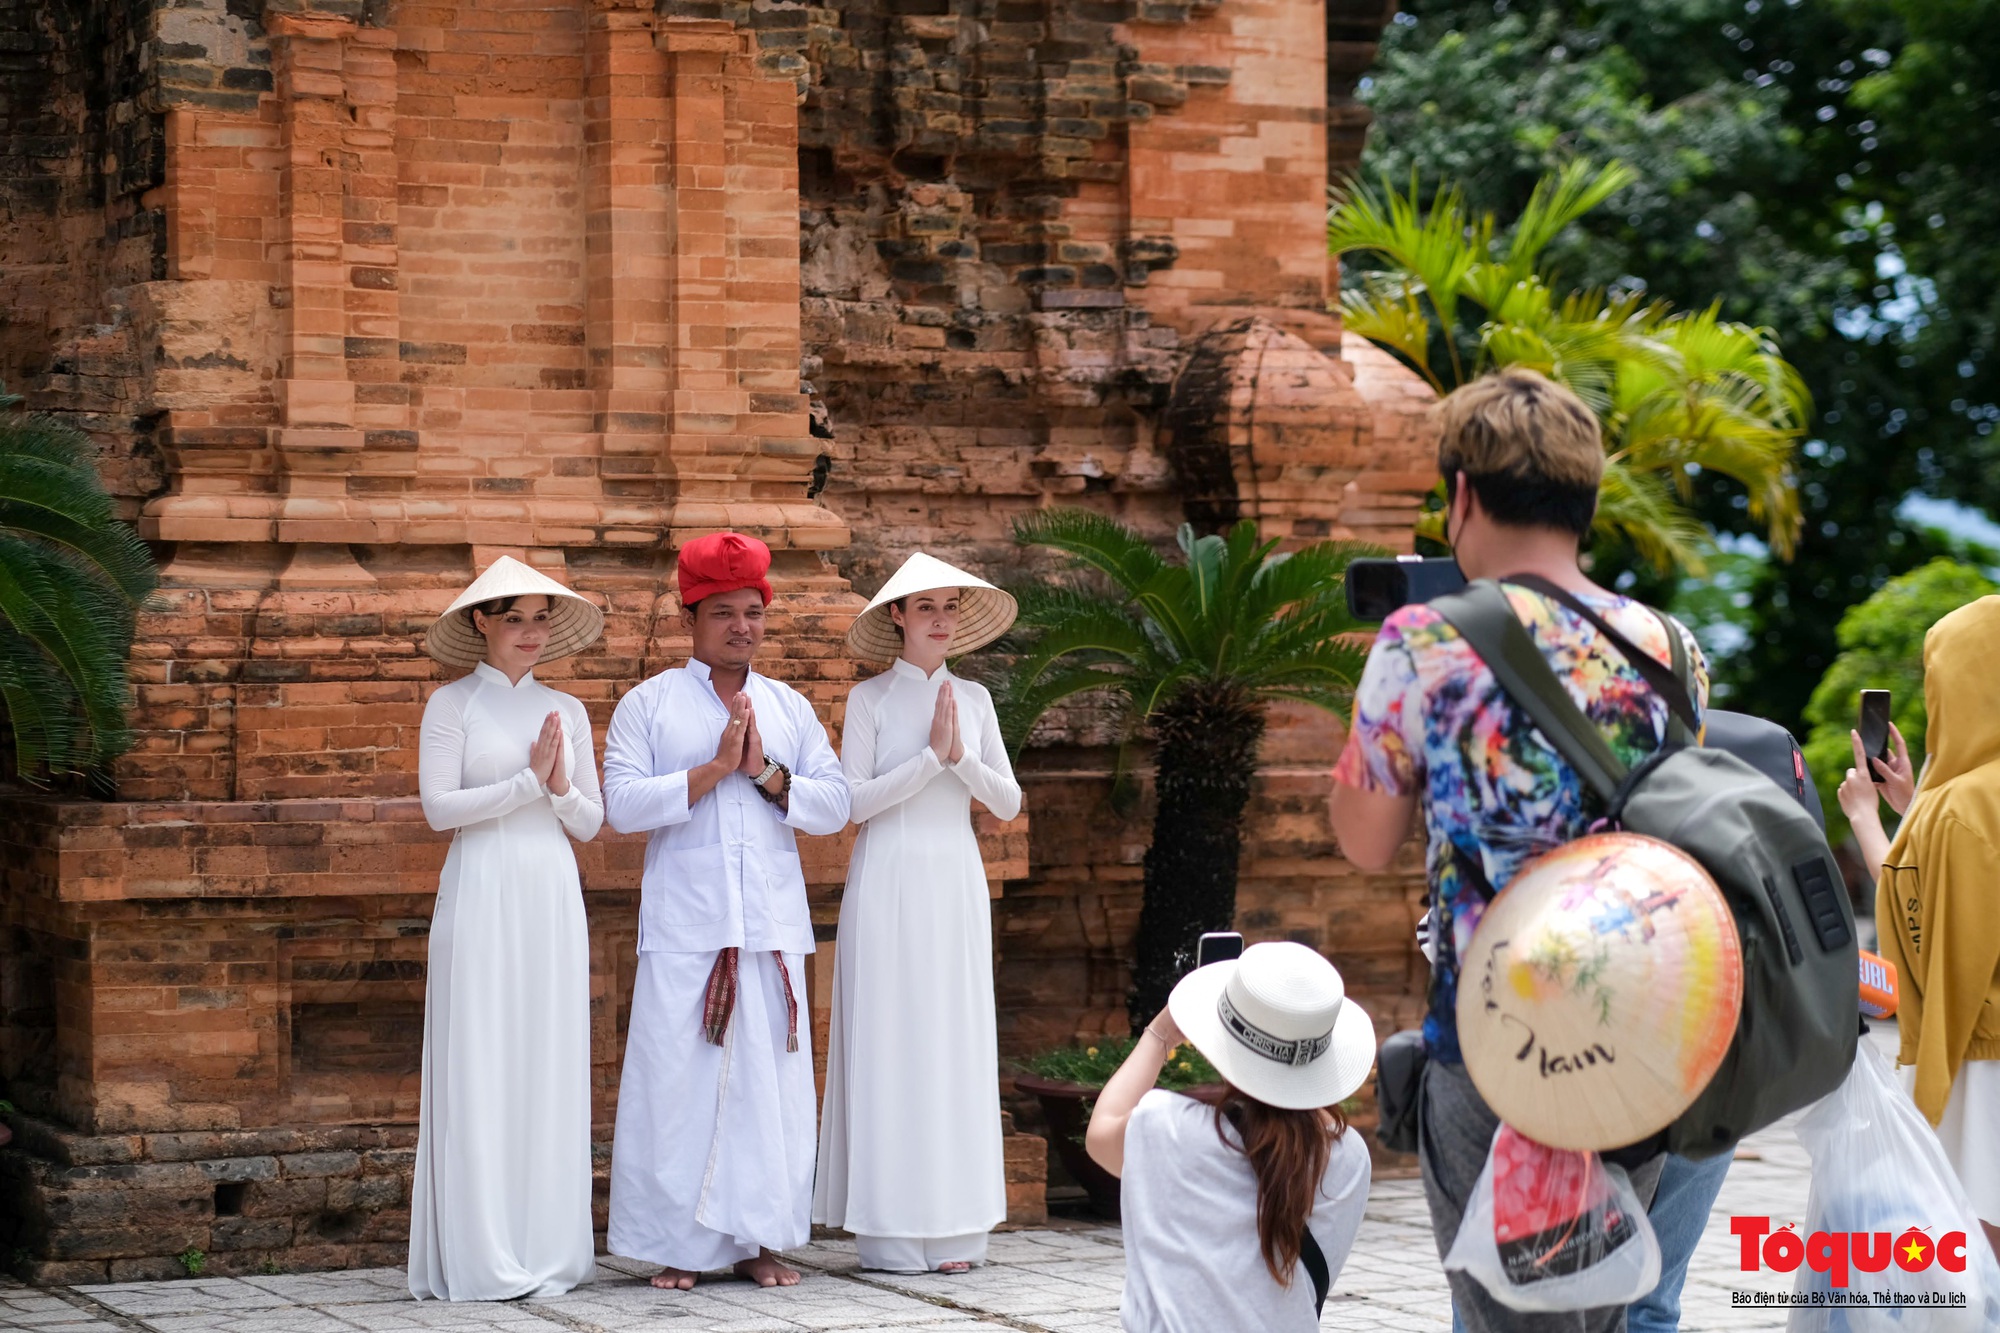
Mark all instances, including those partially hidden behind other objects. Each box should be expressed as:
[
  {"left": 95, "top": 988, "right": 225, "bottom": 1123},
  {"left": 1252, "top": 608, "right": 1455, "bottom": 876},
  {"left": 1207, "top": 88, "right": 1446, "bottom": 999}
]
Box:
[{"left": 0, "top": 0, "right": 1432, "bottom": 1277}]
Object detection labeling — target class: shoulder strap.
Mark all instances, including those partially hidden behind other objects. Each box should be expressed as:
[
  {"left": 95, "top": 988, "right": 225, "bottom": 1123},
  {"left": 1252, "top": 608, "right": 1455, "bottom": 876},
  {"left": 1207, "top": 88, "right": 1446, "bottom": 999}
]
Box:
[
  {"left": 1299, "top": 1224, "right": 1331, "bottom": 1316},
  {"left": 1505, "top": 574, "right": 1699, "bottom": 744},
  {"left": 1429, "top": 580, "right": 1627, "bottom": 803}
]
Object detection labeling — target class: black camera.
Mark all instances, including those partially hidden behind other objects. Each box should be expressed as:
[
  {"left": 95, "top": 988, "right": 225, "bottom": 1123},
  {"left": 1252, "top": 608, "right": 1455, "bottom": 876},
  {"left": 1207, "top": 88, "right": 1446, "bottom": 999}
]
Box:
[{"left": 1345, "top": 556, "right": 1467, "bottom": 622}]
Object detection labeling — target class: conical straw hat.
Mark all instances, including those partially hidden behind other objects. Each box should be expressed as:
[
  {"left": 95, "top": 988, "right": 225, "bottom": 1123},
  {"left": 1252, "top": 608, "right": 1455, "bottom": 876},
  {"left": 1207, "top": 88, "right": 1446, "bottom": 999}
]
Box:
[
  {"left": 424, "top": 555, "right": 605, "bottom": 669},
  {"left": 846, "top": 552, "right": 1018, "bottom": 663},
  {"left": 1456, "top": 832, "right": 1742, "bottom": 1152}
]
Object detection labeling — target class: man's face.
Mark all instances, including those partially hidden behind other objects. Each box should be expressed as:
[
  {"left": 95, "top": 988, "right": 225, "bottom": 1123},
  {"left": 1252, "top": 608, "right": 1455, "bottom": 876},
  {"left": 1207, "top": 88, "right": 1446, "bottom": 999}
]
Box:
[{"left": 686, "top": 587, "right": 767, "bottom": 669}]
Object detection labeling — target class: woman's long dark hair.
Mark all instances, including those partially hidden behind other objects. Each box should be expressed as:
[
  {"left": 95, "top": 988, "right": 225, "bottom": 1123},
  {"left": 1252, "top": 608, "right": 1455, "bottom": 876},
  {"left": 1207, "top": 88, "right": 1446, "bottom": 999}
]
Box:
[{"left": 1214, "top": 1082, "right": 1347, "bottom": 1285}]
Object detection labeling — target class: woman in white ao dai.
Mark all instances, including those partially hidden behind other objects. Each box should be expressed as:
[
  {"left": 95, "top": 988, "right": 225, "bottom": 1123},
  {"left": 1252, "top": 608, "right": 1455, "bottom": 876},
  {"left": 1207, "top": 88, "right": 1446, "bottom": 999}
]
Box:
[
  {"left": 814, "top": 554, "right": 1022, "bottom": 1274},
  {"left": 408, "top": 559, "right": 605, "bottom": 1301}
]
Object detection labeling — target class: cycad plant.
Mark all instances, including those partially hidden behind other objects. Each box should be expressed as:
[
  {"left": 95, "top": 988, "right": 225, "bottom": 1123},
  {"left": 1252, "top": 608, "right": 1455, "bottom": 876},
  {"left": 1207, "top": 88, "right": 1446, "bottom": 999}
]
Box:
[
  {"left": 0, "top": 387, "right": 158, "bottom": 781},
  {"left": 998, "top": 511, "right": 1372, "bottom": 1030},
  {"left": 1329, "top": 159, "right": 1809, "bottom": 572}
]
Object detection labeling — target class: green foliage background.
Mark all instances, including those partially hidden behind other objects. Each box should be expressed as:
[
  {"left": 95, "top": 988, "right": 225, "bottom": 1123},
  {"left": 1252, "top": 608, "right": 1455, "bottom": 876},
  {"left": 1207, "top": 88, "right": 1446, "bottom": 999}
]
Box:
[
  {"left": 1800, "top": 558, "right": 1997, "bottom": 847},
  {"left": 1359, "top": 0, "right": 1999, "bottom": 735}
]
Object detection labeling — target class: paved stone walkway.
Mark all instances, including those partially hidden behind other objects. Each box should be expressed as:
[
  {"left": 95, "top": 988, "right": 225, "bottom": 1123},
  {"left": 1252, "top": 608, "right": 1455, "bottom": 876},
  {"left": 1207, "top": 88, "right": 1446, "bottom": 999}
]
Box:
[
  {"left": 0, "top": 1116, "right": 1813, "bottom": 1333},
  {"left": 9, "top": 1024, "right": 1898, "bottom": 1333}
]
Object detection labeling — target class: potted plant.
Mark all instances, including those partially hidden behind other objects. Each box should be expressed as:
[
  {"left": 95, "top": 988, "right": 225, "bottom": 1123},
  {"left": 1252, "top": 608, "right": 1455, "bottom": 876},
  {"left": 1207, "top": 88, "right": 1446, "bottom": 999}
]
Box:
[{"left": 1014, "top": 1037, "right": 1223, "bottom": 1219}]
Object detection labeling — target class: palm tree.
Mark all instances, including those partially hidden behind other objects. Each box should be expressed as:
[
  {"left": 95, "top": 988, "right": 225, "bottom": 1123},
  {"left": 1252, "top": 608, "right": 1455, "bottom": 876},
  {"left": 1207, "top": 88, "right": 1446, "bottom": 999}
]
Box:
[
  {"left": 997, "top": 510, "right": 1373, "bottom": 1030},
  {"left": 1329, "top": 160, "right": 1809, "bottom": 572},
  {"left": 0, "top": 387, "right": 159, "bottom": 781}
]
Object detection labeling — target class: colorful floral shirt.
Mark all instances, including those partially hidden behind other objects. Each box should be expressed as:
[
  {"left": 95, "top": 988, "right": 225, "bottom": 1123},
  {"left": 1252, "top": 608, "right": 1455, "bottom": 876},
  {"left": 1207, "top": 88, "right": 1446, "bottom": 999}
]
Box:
[{"left": 1331, "top": 584, "right": 1709, "bottom": 1064}]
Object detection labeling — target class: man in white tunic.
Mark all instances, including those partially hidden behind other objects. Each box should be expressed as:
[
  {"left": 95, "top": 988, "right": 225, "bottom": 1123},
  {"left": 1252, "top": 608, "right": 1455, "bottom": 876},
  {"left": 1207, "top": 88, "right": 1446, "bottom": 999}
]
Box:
[{"left": 602, "top": 532, "right": 850, "bottom": 1289}]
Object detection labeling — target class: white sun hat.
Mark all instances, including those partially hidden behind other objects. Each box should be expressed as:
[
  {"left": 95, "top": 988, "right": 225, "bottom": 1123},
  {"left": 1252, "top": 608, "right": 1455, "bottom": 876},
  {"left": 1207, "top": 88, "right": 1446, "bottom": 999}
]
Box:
[
  {"left": 846, "top": 551, "right": 1019, "bottom": 663},
  {"left": 1168, "top": 942, "right": 1378, "bottom": 1111},
  {"left": 423, "top": 555, "right": 605, "bottom": 669}
]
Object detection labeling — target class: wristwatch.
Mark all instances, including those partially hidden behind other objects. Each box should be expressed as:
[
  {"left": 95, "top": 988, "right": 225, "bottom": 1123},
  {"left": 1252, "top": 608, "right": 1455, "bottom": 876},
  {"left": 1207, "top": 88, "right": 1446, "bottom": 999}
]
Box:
[{"left": 754, "top": 758, "right": 782, "bottom": 788}]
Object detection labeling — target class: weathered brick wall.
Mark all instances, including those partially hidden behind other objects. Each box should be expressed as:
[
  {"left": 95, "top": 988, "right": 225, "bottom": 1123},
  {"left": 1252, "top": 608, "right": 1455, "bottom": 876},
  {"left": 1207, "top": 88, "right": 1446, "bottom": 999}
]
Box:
[
  {"left": 783, "top": 0, "right": 1431, "bottom": 1075},
  {"left": 0, "top": 0, "right": 1429, "bottom": 1274}
]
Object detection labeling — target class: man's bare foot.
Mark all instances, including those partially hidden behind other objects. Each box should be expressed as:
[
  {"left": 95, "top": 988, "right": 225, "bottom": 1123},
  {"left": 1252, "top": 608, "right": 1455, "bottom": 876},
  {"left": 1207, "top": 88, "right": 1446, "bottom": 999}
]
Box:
[
  {"left": 936, "top": 1261, "right": 972, "bottom": 1275},
  {"left": 648, "top": 1267, "right": 699, "bottom": 1290},
  {"left": 733, "top": 1249, "right": 801, "bottom": 1288}
]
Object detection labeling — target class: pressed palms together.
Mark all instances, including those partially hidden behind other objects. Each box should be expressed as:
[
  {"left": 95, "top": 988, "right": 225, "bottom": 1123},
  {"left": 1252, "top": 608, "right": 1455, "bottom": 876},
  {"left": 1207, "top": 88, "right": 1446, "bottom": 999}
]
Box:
[
  {"left": 930, "top": 681, "right": 965, "bottom": 765},
  {"left": 528, "top": 711, "right": 569, "bottom": 797},
  {"left": 997, "top": 512, "right": 1372, "bottom": 1029}
]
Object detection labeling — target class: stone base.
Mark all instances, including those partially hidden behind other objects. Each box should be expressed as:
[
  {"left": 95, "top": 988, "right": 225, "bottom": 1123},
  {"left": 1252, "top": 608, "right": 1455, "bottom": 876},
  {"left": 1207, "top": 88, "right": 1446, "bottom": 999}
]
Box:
[
  {"left": 0, "top": 1116, "right": 419, "bottom": 1283},
  {"left": 1001, "top": 1113, "right": 1049, "bottom": 1228},
  {"left": 1, "top": 1116, "right": 1048, "bottom": 1279}
]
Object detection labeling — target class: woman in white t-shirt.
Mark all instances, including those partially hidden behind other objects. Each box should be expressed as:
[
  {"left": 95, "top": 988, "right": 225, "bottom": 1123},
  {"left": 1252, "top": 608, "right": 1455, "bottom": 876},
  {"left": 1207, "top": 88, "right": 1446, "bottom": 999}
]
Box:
[{"left": 1085, "top": 941, "right": 1376, "bottom": 1333}]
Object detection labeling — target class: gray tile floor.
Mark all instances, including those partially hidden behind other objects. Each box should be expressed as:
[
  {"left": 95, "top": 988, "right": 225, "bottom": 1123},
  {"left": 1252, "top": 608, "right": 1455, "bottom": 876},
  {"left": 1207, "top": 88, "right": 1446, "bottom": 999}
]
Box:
[
  {"left": 6, "top": 1027, "right": 1894, "bottom": 1333},
  {"left": 0, "top": 1120, "right": 1811, "bottom": 1333}
]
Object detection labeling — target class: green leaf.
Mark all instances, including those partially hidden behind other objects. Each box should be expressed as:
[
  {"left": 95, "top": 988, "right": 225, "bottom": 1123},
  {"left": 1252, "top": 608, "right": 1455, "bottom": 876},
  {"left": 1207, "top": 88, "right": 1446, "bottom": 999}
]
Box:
[
  {"left": 1503, "top": 160, "right": 1638, "bottom": 278},
  {"left": 0, "top": 410, "right": 158, "bottom": 778}
]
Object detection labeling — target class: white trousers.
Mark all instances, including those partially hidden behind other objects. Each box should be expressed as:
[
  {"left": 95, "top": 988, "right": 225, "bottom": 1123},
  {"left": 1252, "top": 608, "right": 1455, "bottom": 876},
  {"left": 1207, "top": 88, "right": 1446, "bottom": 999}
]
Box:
[
  {"left": 854, "top": 1232, "right": 989, "bottom": 1273},
  {"left": 608, "top": 950, "right": 816, "bottom": 1272}
]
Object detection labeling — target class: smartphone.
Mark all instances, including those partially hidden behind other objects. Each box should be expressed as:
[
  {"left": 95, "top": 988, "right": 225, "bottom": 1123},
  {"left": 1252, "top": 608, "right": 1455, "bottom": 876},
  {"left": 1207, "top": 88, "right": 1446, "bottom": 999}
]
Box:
[
  {"left": 1857, "top": 690, "right": 1893, "bottom": 768},
  {"left": 1346, "top": 556, "right": 1467, "bottom": 622},
  {"left": 1196, "top": 931, "right": 1244, "bottom": 968}
]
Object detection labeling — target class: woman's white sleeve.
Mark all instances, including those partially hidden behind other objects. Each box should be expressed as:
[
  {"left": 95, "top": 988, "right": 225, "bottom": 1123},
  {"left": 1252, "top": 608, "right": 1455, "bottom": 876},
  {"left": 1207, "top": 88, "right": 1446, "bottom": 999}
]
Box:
[
  {"left": 418, "top": 689, "right": 545, "bottom": 832},
  {"left": 548, "top": 700, "right": 604, "bottom": 842},
  {"left": 842, "top": 685, "right": 943, "bottom": 825},
  {"left": 949, "top": 688, "right": 1022, "bottom": 820}
]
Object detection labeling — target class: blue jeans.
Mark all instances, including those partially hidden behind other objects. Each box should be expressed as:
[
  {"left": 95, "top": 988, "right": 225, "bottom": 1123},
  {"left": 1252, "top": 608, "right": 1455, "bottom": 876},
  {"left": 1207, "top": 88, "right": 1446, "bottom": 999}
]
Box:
[{"left": 1626, "top": 1150, "right": 1733, "bottom": 1333}]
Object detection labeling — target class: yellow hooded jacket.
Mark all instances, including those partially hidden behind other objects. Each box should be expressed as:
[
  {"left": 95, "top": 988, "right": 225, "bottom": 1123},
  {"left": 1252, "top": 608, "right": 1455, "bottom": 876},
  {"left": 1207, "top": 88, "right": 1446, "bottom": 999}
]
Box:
[{"left": 1876, "top": 593, "right": 2000, "bottom": 1126}]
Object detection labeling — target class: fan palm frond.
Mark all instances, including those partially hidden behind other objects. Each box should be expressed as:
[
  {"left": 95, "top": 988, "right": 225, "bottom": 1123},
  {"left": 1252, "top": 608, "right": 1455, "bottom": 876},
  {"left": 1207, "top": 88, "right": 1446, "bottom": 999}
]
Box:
[
  {"left": 1594, "top": 460, "right": 1716, "bottom": 575},
  {"left": 1338, "top": 280, "right": 1441, "bottom": 392},
  {"left": 1330, "top": 160, "right": 1807, "bottom": 576},
  {"left": 1503, "top": 160, "right": 1639, "bottom": 278}
]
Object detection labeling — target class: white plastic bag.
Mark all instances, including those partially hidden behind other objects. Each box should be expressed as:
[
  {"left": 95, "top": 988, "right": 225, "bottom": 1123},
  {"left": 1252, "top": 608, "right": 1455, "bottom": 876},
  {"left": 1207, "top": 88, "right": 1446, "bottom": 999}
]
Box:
[
  {"left": 1445, "top": 1123, "right": 1661, "bottom": 1311},
  {"left": 1785, "top": 1043, "right": 2000, "bottom": 1332}
]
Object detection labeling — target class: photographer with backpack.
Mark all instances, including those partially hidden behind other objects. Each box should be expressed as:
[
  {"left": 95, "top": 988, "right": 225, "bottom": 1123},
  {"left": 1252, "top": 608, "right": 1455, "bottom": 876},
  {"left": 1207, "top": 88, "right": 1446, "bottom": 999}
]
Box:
[
  {"left": 1333, "top": 369, "right": 1859, "bottom": 1333},
  {"left": 1329, "top": 368, "right": 1703, "bottom": 1333}
]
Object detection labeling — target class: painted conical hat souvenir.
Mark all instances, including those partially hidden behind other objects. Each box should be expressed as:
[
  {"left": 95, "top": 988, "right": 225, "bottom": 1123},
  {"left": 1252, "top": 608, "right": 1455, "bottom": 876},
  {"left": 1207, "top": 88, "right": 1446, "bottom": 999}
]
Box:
[
  {"left": 424, "top": 555, "right": 605, "bottom": 669},
  {"left": 846, "top": 552, "right": 1019, "bottom": 663},
  {"left": 1457, "top": 831, "right": 1743, "bottom": 1152}
]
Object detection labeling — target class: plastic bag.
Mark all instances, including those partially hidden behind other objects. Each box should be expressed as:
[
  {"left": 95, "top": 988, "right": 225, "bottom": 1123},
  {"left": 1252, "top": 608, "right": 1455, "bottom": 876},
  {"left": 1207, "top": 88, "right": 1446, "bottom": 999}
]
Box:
[
  {"left": 1444, "top": 1123, "right": 1661, "bottom": 1311},
  {"left": 1785, "top": 1043, "right": 2000, "bottom": 1332}
]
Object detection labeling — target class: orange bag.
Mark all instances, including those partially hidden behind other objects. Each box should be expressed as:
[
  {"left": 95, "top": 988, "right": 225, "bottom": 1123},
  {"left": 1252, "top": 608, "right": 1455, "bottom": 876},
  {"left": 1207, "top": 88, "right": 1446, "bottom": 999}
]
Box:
[{"left": 1858, "top": 949, "right": 1897, "bottom": 1019}]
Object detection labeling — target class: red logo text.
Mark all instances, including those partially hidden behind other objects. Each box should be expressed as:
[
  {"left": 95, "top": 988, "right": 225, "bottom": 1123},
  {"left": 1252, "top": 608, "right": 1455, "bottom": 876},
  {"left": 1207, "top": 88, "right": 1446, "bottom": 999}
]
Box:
[{"left": 1732, "top": 1217, "right": 1969, "bottom": 1289}]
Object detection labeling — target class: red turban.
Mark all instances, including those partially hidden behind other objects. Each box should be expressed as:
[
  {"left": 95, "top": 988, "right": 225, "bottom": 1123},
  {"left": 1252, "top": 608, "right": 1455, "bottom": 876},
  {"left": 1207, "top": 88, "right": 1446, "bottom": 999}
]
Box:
[{"left": 677, "top": 532, "right": 773, "bottom": 608}]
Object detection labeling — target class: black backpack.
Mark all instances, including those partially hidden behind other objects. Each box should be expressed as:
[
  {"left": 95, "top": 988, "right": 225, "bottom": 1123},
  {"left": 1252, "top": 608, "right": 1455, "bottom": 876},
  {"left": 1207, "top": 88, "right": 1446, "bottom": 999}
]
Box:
[
  {"left": 1703, "top": 709, "right": 1827, "bottom": 831},
  {"left": 1431, "top": 576, "right": 1859, "bottom": 1158}
]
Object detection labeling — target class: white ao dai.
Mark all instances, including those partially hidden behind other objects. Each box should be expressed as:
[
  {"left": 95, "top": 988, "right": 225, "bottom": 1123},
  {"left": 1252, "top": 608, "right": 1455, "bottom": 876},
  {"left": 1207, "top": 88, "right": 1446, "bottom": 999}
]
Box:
[
  {"left": 408, "top": 663, "right": 601, "bottom": 1300},
  {"left": 813, "top": 660, "right": 1022, "bottom": 1256}
]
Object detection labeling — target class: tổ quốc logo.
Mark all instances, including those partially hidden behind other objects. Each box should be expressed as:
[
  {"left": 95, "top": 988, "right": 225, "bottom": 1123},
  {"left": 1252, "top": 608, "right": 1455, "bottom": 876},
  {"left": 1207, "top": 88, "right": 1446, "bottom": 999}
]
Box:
[{"left": 1732, "top": 1216, "right": 1973, "bottom": 1305}]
